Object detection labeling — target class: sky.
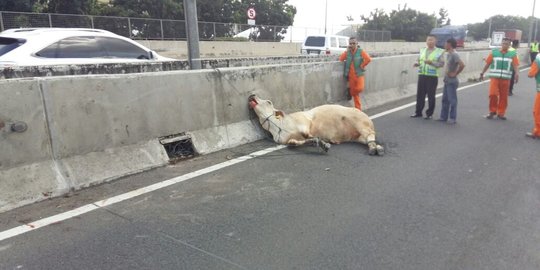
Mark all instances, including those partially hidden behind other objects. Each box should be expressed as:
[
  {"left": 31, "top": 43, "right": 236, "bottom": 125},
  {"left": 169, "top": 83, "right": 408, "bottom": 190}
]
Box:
[{"left": 287, "top": 0, "right": 539, "bottom": 29}]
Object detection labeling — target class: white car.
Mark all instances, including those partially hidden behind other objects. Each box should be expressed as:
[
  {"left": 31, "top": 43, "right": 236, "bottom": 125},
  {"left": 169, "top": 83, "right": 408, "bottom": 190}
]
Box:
[
  {"left": 300, "top": 35, "right": 349, "bottom": 55},
  {"left": 0, "top": 28, "right": 175, "bottom": 67}
]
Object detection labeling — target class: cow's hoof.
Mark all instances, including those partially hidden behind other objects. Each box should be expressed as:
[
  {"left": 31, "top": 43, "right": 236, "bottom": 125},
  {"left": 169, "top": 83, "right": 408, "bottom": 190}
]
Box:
[
  {"left": 319, "top": 140, "right": 331, "bottom": 152},
  {"left": 368, "top": 147, "right": 377, "bottom": 156},
  {"left": 376, "top": 145, "right": 385, "bottom": 156}
]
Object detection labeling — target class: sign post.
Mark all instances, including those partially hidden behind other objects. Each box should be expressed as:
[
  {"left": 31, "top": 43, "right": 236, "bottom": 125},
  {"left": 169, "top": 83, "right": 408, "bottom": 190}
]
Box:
[{"left": 247, "top": 7, "right": 256, "bottom": 25}]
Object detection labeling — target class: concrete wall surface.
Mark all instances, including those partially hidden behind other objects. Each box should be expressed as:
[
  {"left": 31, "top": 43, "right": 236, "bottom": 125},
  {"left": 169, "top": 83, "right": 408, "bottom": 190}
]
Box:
[
  {"left": 137, "top": 40, "right": 492, "bottom": 60},
  {"left": 137, "top": 40, "right": 302, "bottom": 59},
  {"left": 0, "top": 48, "right": 528, "bottom": 212}
]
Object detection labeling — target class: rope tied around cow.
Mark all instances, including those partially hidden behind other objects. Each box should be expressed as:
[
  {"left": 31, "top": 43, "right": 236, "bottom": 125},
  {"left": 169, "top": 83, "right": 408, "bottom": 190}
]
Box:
[{"left": 260, "top": 112, "right": 284, "bottom": 143}]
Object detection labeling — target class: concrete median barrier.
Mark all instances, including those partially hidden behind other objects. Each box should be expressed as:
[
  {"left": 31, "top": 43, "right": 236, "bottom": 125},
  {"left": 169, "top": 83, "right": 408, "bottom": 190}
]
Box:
[{"left": 0, "top": 79, "right": 60, "bottom": 212}]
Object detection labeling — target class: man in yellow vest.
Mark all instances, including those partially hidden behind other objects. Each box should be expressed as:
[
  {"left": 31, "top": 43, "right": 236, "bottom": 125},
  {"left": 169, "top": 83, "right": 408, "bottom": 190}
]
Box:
[
  {"left": 410, "top": 35, "right": 445, "bottom": 119},
  {"left": 530, "top": 39, "right": 539, "bottom": 64},
  {"left": 480, "top": 38, "right": 519, "bottom": 120}
]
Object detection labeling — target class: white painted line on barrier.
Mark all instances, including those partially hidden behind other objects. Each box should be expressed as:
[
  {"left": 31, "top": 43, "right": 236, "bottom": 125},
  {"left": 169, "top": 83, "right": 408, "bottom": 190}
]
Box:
[{"left": 0, "top": 71, "right": 525, "bottom": 242}]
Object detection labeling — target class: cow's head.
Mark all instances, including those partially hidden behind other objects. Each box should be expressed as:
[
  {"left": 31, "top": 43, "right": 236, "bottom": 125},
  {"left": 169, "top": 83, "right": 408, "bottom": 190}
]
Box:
[{"left": 248, "top": 95, "right": 284, "bottom": 119}]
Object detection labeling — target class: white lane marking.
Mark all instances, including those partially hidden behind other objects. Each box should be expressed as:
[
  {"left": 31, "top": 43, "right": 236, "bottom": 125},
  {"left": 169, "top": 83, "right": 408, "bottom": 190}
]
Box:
[
  {"left": 0, "top": 145, "right": 285, "bottom": 242},
  {"left": 0, "top": 71, "right": 525, "bottom": 242},
  {"left": 0, "top": 204, "right": 98, "bottom": 242},
  {"left": 370, "top": 80, "right": 487, "bottom": 120},
  {"left": 371, "top": 65, "right": 531, "bottom": 120}
]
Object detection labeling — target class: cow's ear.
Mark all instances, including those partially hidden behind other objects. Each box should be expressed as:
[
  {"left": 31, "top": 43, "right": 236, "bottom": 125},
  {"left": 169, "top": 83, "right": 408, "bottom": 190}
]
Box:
[{"left": 275, "top": 110, "right": 285, "bottom": 119}]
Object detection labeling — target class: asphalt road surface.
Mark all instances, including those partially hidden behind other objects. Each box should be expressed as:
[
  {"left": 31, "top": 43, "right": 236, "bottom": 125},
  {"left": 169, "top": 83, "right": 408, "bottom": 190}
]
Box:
[{"left": 1, "top": 69, "right": 539, "bottom": 270}]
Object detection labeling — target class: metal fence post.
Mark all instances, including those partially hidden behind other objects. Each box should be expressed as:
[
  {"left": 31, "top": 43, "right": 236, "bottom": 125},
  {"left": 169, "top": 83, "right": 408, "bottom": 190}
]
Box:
[
  {"left": 213, "top": 22, "right": 216, "bottom": 40},
  {"left": 90, "top": 16, "right": 94, "bottom": 29},
  {"left": 0, "top": 12, "right": 4, "bottom": 32},
  {"left": 48, "top": 13, "right": 52, "bottom": 27},
  {"left": 127, "top": 17, "right": 132, "bottom": 38},
  {"left": 160, "top": 19, "right": 164, "bottom": 40}
]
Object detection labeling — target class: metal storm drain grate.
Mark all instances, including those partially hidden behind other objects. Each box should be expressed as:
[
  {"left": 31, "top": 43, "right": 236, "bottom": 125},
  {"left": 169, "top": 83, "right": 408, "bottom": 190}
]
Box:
[{"left": 159, "top": 133, "right": 196, "bottom": 162}]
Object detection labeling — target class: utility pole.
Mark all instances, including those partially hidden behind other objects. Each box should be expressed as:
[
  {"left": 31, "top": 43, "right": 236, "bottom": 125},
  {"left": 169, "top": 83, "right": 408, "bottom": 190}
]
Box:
[
  {"left": 324, "top": 0, "right": 328, "bottom": 34},
  {"left": 528, "top": 0, "right": 537, "bottom": 47},
  {"left": 535, "top": 17, "right": 539, "bottom": 41},
  {"left": 183, "top": 0, "right": 201, "bottom": 70},
  {"left": 487, "top": 17, "right": 492, "bottom": 40}
]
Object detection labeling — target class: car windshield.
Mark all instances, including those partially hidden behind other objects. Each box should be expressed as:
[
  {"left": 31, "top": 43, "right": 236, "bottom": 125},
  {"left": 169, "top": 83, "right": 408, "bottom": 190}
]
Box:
[
  {"left": 305, "top": 36, "right": 325, "bottom": 47},
  {"left": 0, "top": 37, "right": 25, "bottom": 57}
]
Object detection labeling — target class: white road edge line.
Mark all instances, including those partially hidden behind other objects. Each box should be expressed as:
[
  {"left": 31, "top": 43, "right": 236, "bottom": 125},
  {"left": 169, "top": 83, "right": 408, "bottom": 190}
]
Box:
[
  {"left": 0, "top": 71, "right": 523, "bottom": 242},
  {"left": 370, "top": 80, "right": 486, "bottom": 120},
  {"left": 0, "top": 145, "right": 285, "bottom": 242}
]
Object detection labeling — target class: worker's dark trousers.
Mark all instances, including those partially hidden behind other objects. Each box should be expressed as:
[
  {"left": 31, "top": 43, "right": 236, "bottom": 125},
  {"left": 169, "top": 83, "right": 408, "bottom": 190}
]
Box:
[
  {"left": 531, "top": 52, "right": 538, "bottom": 64},
  {"left": 415, "top": 75, "right": 439, "bottom": 117}
]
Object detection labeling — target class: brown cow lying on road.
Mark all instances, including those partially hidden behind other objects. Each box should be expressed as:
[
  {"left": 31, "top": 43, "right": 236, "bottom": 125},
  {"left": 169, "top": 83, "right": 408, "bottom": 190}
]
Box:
[{"left": 248, "top": 94, "right": 384, "bottom": 156}]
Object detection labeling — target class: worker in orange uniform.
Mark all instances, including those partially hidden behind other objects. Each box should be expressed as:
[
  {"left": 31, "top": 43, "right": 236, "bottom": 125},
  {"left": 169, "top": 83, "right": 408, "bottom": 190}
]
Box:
[
  {"left": 527, "top": 55, "right": 540, "bottom": 139},
  {"left": 339, "top": 37, "right": 371, "bottom": 110},
  {"left": 479, "top": 37, "right": 519, "bottom": 120}
]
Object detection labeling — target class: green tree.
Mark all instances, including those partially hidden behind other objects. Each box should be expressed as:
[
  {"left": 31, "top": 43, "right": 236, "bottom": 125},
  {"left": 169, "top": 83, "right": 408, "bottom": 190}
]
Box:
[
  {"left": 360, "top": 8, "right": 391, "bottom": 30},
  {"left": 466, "top": 15, "right": 529, "bottom": 41},
  {"left": 101, "top": 0, "right": 183, "bottom": 19},
  {"left": 389, "top": 7, "right": 436, "bottom": 41},
  {"left": 232, "top": 0, "right": 296, "bottom": 41},
  {"left": 0, "top": 0, "right": 38, "bottom": 12},
  {"left": 94, "top": 0, "right": 183, "bottom": 38},
  {"left": 197, "top": 0, "right": 241, "bottom": 39},
  {"left": 37, "top": 0, "right": 98, "bottom": 14},
  {"left": 361, "top": 5, "right": 438, "bottom": 41},
  {"left": 96, "top": 0, "right": 297, "bottom": 41},
  {"left": 437, "top": 8, "right": 450, "bottom": 27}
]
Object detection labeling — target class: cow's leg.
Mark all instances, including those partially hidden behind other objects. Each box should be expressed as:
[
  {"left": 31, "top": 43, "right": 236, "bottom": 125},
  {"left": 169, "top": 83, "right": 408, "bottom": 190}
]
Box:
[
  {"left": 359, "top": 131, "right": 384, "bottom": 156},
  {"left": 313, "top": 137, "right": 331, "bottom": 152},
  {"left": 287, "top": 137, "right": 331, "bottom": 152}
]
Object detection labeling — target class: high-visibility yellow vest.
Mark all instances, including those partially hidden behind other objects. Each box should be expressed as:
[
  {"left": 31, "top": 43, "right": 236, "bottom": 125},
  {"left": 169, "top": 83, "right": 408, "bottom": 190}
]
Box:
[
  {"left": 531, "top": 42, "right": 539, "bottom": 53},
  {"left": 418, "top": 47, "right": 444, "bottom": 77}
]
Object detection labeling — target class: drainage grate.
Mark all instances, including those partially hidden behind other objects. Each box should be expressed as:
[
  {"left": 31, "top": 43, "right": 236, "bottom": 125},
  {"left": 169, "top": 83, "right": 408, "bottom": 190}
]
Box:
[{"left": 159, "top": 133, "right": 196, "bottom": 162}]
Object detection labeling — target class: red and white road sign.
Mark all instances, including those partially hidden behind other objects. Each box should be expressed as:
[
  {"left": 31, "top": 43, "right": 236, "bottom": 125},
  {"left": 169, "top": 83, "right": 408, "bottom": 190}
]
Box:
[{"left": 247, "top": 8, "right": 256, "bottom": 19}]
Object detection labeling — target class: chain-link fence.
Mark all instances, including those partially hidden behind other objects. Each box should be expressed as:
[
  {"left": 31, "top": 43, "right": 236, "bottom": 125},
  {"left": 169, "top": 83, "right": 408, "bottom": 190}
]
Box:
[
  {"left": 0, "top": 11, "right": 391, "bottom": 42},
  {"left": 0, "top": 11, "right": 292, "bottom": 42},
  {"left": 357, "top": 30, "right": 392, "bottom": 42}
]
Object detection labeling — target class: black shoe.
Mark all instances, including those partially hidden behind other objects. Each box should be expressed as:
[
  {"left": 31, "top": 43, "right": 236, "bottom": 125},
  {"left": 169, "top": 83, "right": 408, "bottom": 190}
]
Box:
[
  {"left": 410, "top": 114, "right": 422, "bottom": 118},
  {"left": 497, "top": 115, "right": 507, "bottom": 120},
  {"left": 485, "top": 112, "right": 496, "bottom": 119},
  {"left": 424, "top": 115, "right": 432, "bottom": 120}
]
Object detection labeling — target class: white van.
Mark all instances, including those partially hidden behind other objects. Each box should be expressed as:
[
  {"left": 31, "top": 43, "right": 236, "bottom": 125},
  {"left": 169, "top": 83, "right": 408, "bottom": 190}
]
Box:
[{"left": 300, "top": 35, "right": 349, "bottom": 55}]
